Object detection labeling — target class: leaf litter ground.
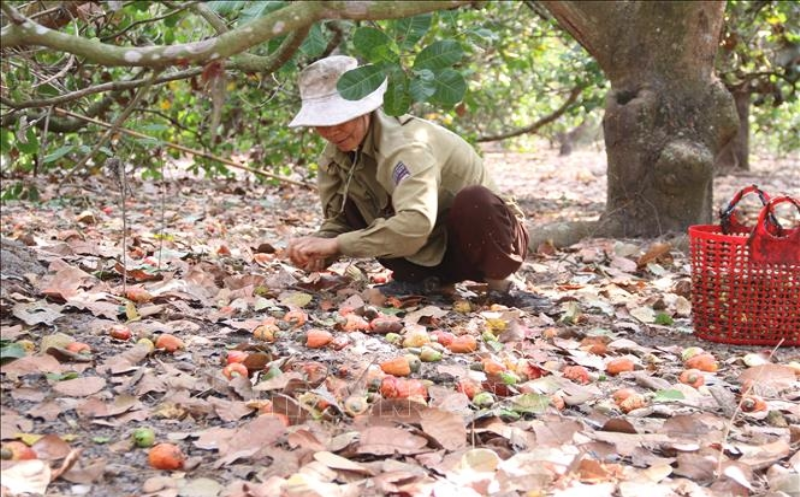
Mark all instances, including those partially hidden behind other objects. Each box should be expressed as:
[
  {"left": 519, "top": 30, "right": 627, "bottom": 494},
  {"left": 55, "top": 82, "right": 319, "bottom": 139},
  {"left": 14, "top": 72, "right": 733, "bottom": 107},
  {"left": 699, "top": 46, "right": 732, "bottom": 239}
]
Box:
[{"left": 1, "top": 146, "right": 799, "bottom": 497}]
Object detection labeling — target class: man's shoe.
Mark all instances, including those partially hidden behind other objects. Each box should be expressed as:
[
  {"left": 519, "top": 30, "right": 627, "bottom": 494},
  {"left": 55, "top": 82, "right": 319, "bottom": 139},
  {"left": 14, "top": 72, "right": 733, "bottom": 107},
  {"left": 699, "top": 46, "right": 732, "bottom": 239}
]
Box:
[
  {"left": 487, "top": 288, "right": 553, "bottom": 312},
  {"left": 375, "top": 277, "right": 442, "bottom": 296}
]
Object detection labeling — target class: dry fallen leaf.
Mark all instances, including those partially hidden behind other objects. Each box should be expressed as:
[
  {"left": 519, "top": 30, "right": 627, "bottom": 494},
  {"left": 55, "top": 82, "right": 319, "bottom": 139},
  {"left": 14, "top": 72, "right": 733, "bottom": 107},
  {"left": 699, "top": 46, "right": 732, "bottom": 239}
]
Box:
[
  {"left": 11, "top": 302, "right": 65, "bottom": 326},
  {"left": 0, "top": 459, "right": 52, "bottom": 495},
  {"left": 1, "top": 355, "right": 62, "bottom": 379},
  {"left": 52, "top": 376, "right": 107, "bottom": 397},
  {"left": 1, "top": 148, "right": 796, "bottom": 497},
  {"left": 39, "top": 266, "right": 95, "bottom": 301},
  {"left": 419, "top": 407, "right": 467, "bottom": 451},
  {"left": 739, "top": 364, "right": 797, "bottom": 392},
  {"left": 61, "top": 457, "right": 107, "bottom": 484},
  {"left": 313, "top": 451, "right": 373, "bottom": 476},
  {"left": 31, "top": 434, "right": 72, "bottom": 461},
  {"left": 357, "top": 427, "right": 428, "bottom": 456},
  {"left": 0, "top": 407, "right": 34, "bottom": 435},
  {"left": 458, "top": 448, "right": 501, "bottom": 473},
  {"left": 278, "top": 291, "right": 313, "bottom": 308},
  {"left": 637, "top": 242, "right": 672, "bottom": 268}
]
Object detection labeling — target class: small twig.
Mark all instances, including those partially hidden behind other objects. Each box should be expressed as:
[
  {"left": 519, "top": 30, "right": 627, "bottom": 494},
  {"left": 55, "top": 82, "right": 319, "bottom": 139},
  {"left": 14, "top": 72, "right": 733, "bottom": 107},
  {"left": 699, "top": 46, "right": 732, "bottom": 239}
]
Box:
[
  {"left": 1, "top": 2, "right": 27, "bottom": 24},
  {"left": 476, "top": 85, "right": 586, "bottom": 142},
  {"left": 3, "top": 68, "right": 203, "bottom": 110},
  {"left": 32, "top": 54, "right": 75, "bottom": 89},
  {"left": 28, "top": 4, "right": 64, "bottom": 21},
  {"left": 121, "top": 162, "right": 128, "bottom": 295},
  {"left": 38, "top": 106, "right": 52, "bottom": 177},
  {"left": 104, "top": 158, "right": 129, "bottom": 294},
  {"left": 715, "top": 340, "right": 783, "bottom": 477},
  {"left": 159, "top": 161, "right": 166, "bottom": 270}
]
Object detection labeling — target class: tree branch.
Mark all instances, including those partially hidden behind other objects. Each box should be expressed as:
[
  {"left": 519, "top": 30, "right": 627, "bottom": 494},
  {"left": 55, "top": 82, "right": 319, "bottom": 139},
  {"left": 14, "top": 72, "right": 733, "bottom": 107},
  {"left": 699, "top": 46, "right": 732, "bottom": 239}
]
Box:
[
  {"left": 318, "top": 21, "right": 346, "bottom": 61},
  {"left": 22, "top": 1, "right": 94, "bottom": 30},
  {"left": 191, "top": 2, "right": 229, "bottom": 34},
  {"left": 53, "top": 107, "right": 313, "bottom": 188},
  {"left": 2, "top": 92, "right": 119, "bottom": 132},
  {"left": 475, "top": 85, "right": 584, "bottom": 142},
  {"left": 100, "top": 2, "right": 201, "bottom": 41},
  {"left": 522, "top": 0, "right": 552, "bottom": 22},
  {"left": 236, "top": 26, "right": 311, "bottom": 73},
  {"left": 2, "top": 23, "right": 310, "bottom": 111},
  {"left": 189, "top": 2, "right": 310, "bottom": 73},
  {"left": 539, "top": 1, "right": 608, "bottom": 63},
  {"left": 1, "top": 1, "right": 473, "bottom": 68},
  {"left": 2, "top": 68, "right": 204, "bottom": 110},
  {"left": 1, "top": 2, "right": 27, "bottom": 24}
]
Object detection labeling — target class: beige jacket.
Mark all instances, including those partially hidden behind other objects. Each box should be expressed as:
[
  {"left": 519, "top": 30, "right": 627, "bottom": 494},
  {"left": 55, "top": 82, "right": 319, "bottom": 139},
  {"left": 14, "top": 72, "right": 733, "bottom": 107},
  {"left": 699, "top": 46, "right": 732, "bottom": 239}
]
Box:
[{"left": 315, "top": 110, "right": 498, "bottom": 267}]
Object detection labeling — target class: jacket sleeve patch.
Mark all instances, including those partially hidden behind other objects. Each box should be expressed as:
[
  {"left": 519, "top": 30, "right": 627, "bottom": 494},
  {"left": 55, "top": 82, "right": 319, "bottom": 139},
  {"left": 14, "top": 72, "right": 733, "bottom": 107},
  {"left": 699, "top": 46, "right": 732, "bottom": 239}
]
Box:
[{"left": 392, "top": 161, "right": 411, "bottom": 185}]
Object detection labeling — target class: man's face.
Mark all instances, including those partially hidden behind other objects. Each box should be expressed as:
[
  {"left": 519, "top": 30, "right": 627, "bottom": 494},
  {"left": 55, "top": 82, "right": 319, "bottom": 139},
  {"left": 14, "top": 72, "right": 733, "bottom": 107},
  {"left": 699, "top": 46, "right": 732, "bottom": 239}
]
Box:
[{"left": 314, "top": 114, "right": 370, "bottom": 152}]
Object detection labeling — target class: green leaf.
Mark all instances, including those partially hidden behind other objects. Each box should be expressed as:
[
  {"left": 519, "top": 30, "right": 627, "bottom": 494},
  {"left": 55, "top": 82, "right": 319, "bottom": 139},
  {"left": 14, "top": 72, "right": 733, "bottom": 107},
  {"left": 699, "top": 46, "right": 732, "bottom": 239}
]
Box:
[
  {"left": 205, "top": 0, "right": 245, "bottom": 15},
  {"left": 371, "top": 45, "right": 400, "bottom": 65},
  {"left": 45, "top": 371, "right": 80, "bottom": 382},
  {"left": 393, "top": 14, "right": 432, "bottom": 50},
  {"left": 414, "top": 40, "right": 463, "bottom": 72},
  {"left": 429, "top": 68, "right": 466, "bottom": 106},
  {"left": 38, "top": 84, "right": 60, "bottom": 97},
  {"left": 353, "top": 27, "right": 396, "bottom": 64},
  {"left": 131, "top": 1, "right": 150, "bottom": 12},
  {"left": 133, "top": 137, "right": 164, "bottom": 147},
  {"left": 25, "top": 185, "right": 40, "bottom": 202},
  {"left": 337, "top": 65, "right": 386, "bottom": 101},
  {"left": 384, "top": 74, "right": 411, "bottom": 116},
  {"left": 17, "top": 128, "right": 39, "bottom": 155},
  {"left": 378, "top": 307, "right": 404, "bottom": 316},
  {"left": 0, "top": 343, "right": 26, "bottom": 365},
  {"left": 415, "top": 69, "right": 435, "bottom": 81},
  {"left": 164, "top": 13, "right": 181, "bottom": 28},
  {"left": 655, "top": 313, "right": 674, "bottom": 326},
  {"left": 139, "top": 124, "right": 170, "bottom": 133},
  {"left": 1, "top": 182, "right": 22, "bottom": 201},
  {"left": 0, "top": 129, "right": 11, "bottom": 151},
  {"left": 653, "top": 389, "right": 685, "bottom": 403},
  {"left": 409, "top": 77, "right": 436, "bottom": 102},
  {"left": 299, "top": 23, "right": 326, "bottom": 58},
  {"left": 42, "top": 145, "right": 74, "bottom": 164},
  {"left": 239, "top": 1, "right": 285, "bottom": 26},
  {"left": 467, "top": 27, "right": 499, "bottom": 42}
]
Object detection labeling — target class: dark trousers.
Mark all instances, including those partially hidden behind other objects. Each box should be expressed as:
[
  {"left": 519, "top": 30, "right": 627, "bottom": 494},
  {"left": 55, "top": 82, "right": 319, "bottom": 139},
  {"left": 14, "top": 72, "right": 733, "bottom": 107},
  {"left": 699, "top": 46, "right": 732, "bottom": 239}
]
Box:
[{"left": 344, "top": 185, "right": 529, "bottom": 284}]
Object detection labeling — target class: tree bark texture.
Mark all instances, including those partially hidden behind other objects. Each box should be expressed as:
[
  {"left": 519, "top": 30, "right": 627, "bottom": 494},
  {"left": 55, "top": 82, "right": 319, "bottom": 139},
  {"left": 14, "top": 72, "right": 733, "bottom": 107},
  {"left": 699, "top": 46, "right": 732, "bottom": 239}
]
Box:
[
  {"left": 542, "top": 1, "right": 739, "bottom": 236},
  {"left": 715, "top": 88, "right": 751, "bottom": 172},
  {"left": 1, "top": 1, "right": 473, "bottom": 68}
]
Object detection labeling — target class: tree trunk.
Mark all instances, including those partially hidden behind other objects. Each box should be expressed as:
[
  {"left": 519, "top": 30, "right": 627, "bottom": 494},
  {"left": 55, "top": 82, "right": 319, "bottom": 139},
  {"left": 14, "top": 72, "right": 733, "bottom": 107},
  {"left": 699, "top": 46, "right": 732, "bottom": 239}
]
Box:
[
  {"left": 541, "top": 1, "right": 739, "bottom": 237},
  {"left": 715, "top": 88, "right": 751, "bottom": 172}
]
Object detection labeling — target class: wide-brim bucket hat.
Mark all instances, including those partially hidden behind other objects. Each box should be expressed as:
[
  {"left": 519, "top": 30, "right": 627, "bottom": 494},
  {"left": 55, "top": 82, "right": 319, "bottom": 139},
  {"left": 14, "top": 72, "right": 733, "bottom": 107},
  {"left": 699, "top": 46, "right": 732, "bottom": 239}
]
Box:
[{"left": 289, "top": 55, "right": 387, "bottom": 128}]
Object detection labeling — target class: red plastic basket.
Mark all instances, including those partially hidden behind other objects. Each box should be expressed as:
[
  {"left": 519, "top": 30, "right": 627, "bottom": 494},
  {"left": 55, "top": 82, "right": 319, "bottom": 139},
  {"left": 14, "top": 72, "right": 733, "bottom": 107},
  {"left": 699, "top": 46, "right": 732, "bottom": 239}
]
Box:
[{"left": 689, "top": 187, "right": 800, "bottom": 346}]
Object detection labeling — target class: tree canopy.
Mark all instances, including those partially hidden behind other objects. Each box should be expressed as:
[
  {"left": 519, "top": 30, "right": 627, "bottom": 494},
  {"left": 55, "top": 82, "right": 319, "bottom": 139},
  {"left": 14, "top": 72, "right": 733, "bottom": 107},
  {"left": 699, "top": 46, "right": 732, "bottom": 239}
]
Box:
[{"left": 0, "top": 1, "right": 796, "bottom": 204}]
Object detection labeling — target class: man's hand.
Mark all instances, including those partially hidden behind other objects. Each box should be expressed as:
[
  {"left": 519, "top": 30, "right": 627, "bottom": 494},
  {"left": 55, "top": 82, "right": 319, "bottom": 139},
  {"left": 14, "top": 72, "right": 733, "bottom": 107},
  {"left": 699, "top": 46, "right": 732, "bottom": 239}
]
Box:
[{"left": 286, "top": 236, "right": 339, "bottom": 272}]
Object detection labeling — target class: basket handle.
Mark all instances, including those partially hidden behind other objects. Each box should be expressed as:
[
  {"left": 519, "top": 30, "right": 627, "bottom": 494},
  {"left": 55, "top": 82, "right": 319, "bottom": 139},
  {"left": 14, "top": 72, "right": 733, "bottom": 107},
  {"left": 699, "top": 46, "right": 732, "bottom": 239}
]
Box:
[
  {"left": 748, "top": 196, "right": 800, "bottom": 265},
  {"left": 719, "top": 184, "right": 772, "bottom": 234}
]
